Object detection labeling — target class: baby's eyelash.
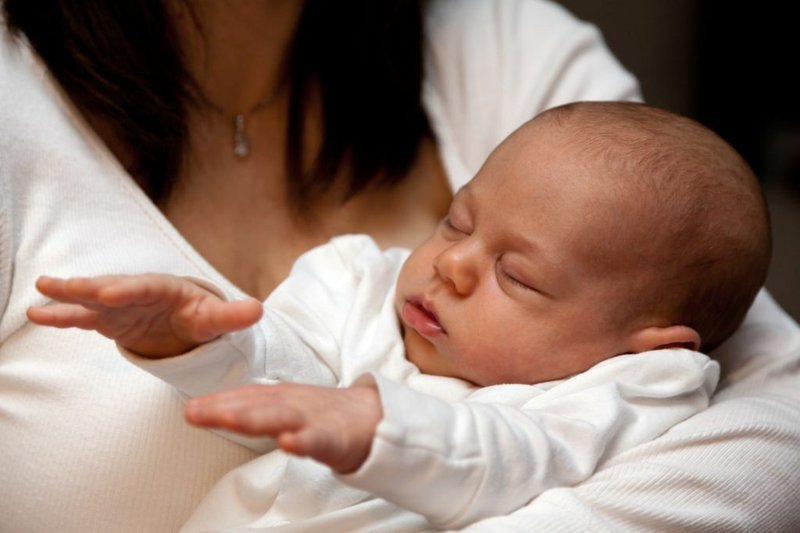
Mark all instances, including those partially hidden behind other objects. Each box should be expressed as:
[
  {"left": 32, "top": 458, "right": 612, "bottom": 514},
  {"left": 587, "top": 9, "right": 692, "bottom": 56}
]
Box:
[
  {"left": 443, "top": 217, "right": 467, "bottom": 234},
  {"left": 498, "top": 264, "right": 535, "bottom": 292}
]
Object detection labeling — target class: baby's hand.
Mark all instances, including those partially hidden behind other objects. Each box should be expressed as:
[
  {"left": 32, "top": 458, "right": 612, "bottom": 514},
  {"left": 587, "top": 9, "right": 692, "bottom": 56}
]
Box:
[
  {"left": 185, "top": 383, "right": 382, "bottom": 474},
  {"left": 27, "top": 274, "right": 263, "bottom": 358}
]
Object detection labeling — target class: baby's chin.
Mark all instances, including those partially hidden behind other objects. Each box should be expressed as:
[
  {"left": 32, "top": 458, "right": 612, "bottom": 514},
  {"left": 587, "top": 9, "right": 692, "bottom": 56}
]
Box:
[{"left": 403, "top": 326, "right": 447, "bottom": 374}]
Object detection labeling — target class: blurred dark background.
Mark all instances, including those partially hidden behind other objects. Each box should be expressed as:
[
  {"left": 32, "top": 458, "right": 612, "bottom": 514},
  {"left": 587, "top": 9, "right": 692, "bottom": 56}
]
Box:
[{"left": 559, "top": 0, "right": 800, "bottom": 322}]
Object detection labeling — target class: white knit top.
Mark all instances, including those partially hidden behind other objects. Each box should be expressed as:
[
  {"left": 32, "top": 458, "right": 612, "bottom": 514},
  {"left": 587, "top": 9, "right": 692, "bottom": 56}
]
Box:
[{"left": 2, "top": 0, "right": 798, "bottom": 531}]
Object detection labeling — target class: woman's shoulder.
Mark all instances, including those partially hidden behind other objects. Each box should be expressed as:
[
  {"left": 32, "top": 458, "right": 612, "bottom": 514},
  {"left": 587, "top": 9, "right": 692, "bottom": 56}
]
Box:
[
  {"left": 424, "top": 0, "right": 640, "bottom": 109},
  {"left": 426, "top": 0, "right": 593, "bottom": 41},
  {"left": 422, "top": 0, "right": 641, "bottom": 189},
  {"left": 0, "top": 17, "right": 28, "bottom": 132},
  {"left": 0, "top": 19, "right": 27, "bottom": 321},
  {"left": 0, "top": 16, "right": 75, "bottom": 166}
]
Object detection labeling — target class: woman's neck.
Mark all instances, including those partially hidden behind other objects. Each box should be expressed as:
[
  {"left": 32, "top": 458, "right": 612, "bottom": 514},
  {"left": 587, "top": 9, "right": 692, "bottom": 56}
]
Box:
[{"left": 173, "top": 0, "right": 303, "bottom": 114}]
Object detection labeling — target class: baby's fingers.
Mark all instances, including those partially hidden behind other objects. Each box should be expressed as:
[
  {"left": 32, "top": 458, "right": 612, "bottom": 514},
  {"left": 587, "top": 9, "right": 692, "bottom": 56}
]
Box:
[
  {"left": 34, "top": 276, "right": 79, "bottom": 302},
  {"left": 27, "top": 303, "right": 99, "bottom": 330},
  {"left": 279, "top": 427, "right": 362, "bottom": 473},
  {"left": 34, "top": 275, "right": 117, "bottom": 308},
  {"left": 278, "top": 427, "right": 329, "bottom": 459},
  {"left": 201, "top": 298, "right": 264, "bottom": 337},
  {"left": 186, "top": 395, "right": 304, "bottom": 436}
]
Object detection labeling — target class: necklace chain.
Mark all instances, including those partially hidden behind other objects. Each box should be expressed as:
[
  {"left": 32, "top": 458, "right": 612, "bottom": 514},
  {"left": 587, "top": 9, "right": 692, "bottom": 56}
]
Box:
[
  {"left": 200, "top": 85, "right": 282, "bottom": 159},
  {"left": 232, "top": 90, "right": 280, "bottom": 158}
]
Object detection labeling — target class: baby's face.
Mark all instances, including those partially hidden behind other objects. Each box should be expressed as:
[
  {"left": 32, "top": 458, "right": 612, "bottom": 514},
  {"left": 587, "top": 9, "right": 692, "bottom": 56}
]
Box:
[{"left": 395, "top": 123, "right": 646, "bottom": 386}]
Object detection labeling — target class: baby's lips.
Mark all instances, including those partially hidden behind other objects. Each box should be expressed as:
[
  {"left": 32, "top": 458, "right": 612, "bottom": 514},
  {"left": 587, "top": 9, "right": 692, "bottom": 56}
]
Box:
[{"left": 401, "top": 300, "right": 446, "bottom": 337}]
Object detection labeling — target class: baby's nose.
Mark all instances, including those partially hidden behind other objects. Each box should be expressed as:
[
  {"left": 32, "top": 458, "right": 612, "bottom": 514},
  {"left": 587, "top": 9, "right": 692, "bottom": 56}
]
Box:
[{"left": 433, "top": 242, "right": 480, "bottom": 296}]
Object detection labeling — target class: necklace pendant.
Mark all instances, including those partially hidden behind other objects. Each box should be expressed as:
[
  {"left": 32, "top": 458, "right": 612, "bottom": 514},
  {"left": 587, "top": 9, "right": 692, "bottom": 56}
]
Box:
[{"left": 233, "top": 114, "right": 249, "bottom": 158}]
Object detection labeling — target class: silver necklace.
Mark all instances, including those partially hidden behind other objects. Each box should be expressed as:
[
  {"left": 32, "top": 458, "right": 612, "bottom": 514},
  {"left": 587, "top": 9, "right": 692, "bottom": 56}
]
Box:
[
  {"left": 232, "top": 91, "right": 279, "bottom": 158},
  {"left": 201, "top": 86, "right": 282, "bottom": 159}
]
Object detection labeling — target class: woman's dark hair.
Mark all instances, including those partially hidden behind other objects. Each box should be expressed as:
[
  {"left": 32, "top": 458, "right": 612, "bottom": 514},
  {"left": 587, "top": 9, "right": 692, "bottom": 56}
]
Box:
[{"left": 2, "top": 0, "right": 430, "bottom": 208}]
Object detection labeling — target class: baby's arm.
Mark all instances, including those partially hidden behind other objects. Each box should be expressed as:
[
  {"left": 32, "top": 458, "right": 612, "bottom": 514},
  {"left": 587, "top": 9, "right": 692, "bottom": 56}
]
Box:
[
  {"left": 185, "top": 381, "right": 382, "bottom": 474},
  {"left": 194, "top": 351, "right": 715, "bottom": 529},
  {"left": 27, "top": 274, "right": 263, "bottom": 358},
  {"left": 336, "top": 351, "right": 719, "bottom": 529}
]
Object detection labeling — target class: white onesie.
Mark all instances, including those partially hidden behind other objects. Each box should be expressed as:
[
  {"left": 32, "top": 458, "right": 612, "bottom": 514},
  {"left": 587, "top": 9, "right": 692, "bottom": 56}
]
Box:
[{"left": 128, "top": 235, "right": 719, "bottom": 532}]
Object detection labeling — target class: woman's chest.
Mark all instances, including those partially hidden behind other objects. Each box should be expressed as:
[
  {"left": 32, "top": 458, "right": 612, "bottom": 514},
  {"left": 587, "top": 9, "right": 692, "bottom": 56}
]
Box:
[{"left": 165, "top": 138, "right": 452, "bottom": 299}]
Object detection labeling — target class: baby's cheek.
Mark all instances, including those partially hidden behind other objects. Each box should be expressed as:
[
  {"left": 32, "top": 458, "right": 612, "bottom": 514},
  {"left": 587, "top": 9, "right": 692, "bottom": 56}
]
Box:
[{"left": 450, "top": 346, "right": 501, "bottom": 386}]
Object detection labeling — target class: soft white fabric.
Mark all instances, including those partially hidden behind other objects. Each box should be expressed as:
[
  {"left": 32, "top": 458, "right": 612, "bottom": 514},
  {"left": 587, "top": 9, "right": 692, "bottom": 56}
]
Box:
[
  {"left": 126, "top": 235, "right": 717, "bottom": 531},
  {"left": 1, "top": 0, "right": 797, "bottom": 531},
  {"left": 461, "top": 290, "right": 800, "bottom": 532},
  {"left": 422, "top": 0, "right": 641, "bottom": 191}
]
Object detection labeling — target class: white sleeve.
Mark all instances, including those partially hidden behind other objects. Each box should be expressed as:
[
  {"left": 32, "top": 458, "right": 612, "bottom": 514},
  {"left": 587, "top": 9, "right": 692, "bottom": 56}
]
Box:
[
  {"left": 121, "top": 236, "right": 398, "bottom": 451},
  {"left": 122, "top": 238, "right": 388, "bottom": 395},
  {"left": 461, "top": 291, "right": 800, "bottom": 532},
  {"left": 120, "top": 241, "right": 373, "bottom": 452},
  {"left": 339, "top": 350, "right": 717, "bottom": 529},
  {"left": 119, "top": 306, "right": 336, "bottom": 400},
  {"left": 424, "top": 0, "right": 642, "bottom": 189}
]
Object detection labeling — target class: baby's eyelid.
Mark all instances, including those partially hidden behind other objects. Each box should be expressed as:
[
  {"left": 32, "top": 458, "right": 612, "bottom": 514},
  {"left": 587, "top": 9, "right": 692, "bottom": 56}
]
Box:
[
  {"left": 443, "top": 215, "right": 469, "bottom": 234},
  {"left": 498, "top": 262, "right": 537, "bottom": 292}
]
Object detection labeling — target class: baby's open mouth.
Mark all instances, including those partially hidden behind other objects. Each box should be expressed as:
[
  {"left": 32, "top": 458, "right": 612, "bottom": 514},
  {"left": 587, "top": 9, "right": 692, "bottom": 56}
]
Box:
[{"left": 401, "top": 300, "right": 446, "bottom": 336}]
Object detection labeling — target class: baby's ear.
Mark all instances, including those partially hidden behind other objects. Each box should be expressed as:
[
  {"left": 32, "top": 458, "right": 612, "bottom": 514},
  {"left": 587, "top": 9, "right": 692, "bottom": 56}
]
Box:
[{"left": 626, "top": 325, "right": 701, "bottom": 353}]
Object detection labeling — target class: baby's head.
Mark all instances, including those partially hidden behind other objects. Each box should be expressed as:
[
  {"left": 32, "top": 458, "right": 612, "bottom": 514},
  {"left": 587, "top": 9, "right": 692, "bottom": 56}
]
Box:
[{"left": 395, "top": 101, "right": 770, "bottom": 387}]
